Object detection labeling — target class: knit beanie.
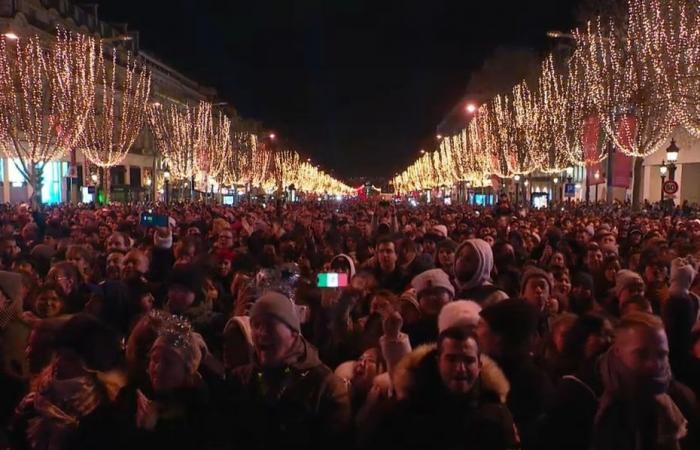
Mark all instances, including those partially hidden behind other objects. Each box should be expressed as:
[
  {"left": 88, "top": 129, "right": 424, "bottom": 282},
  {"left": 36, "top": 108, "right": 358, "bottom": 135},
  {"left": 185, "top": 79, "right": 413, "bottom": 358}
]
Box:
[
  {"left": 670, "top": 257, "right": 697, "bottom": 296},
  {"left": 411, "top": 268, "right": 455, "bottom": 297},
  {"left": 614, "top": 269, "right": 645, "bottom": 297},
  {"left": 479, "top": 299, "right": 539, "bottom": 346},
  {"left": 438, "top": 300, "right": 482, "bottom": 333},
  {"left": 250, "top": 291, "right": 301, "bottom": 333},
  {"left": 520, "top": 267, "right": 553, "bottom": 295}
]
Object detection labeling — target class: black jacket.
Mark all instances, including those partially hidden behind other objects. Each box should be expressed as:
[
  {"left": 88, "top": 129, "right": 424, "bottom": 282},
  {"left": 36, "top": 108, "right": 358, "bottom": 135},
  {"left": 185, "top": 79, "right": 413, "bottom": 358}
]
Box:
[
  {"left": 363, "top": 344, "right": 518, "bottom": 450},
  {"left": 223, "top": 336, "right": 352, "bottom": 450}
]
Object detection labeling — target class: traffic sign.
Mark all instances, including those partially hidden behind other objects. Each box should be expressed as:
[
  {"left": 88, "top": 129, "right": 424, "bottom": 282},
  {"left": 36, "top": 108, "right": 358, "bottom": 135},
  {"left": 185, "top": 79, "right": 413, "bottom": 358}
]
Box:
[
  {"left": 663, "top": 180, "right": 679, "bottom": 195},
  {"left": 564, "top": 183, "right": 576, "bottom": 197}
]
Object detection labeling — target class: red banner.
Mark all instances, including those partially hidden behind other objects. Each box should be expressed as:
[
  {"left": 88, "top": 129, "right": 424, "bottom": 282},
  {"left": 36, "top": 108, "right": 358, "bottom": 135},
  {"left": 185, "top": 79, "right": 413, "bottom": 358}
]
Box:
[
  {"left": 612, "top": 114, "right": 636, "bottom": 189},
  {"left": 583, "top": 115, "right": 604, "bottom": 185}
]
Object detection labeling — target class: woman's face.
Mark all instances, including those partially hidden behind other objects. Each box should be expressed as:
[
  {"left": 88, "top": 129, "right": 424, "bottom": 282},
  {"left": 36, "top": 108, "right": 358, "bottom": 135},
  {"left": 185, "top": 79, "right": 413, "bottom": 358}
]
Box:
[
  {"left": 551, "top": 252, "right": 566, "bottom": 268},
  {"left": 604, "top": 262, "right": 621, "bottom": 283},
  {"left": 584, "top": 320, "right": 614, "bottom": 359},
  {"left": 370, "top": 295, "right": 394, "bottom": 318},
  {"left": 554, "top": 274, "right": 572, "bottom": 297},
  {"left": 167, "top": 285, "right": 196, "bottom": 313},
  {"left": 148, "top": 344, "right": 188, "bottom": 392},
  {"left": 34, "top": 290, "right": 63, "bottom": 318}
]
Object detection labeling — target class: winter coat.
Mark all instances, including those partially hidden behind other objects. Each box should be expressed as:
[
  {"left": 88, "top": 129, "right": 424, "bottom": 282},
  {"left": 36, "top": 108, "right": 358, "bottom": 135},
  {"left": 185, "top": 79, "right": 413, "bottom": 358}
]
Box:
[
  {"left": 360, "top": 344, "right": 519, "bottom": 450},
  {"left": 113, "top": 382, "right": 213, "bottom": 450},
  {"left": 663, "top": 293, "right": 699, "bottom": 384},
  {"left": 494, "top": 353, "right": 554, "bottom": 450},
  {"left": 223, "top": 336, "right": 352, "bottom": 450},
  {"left": 542, "top": 360, "right": 699, "bottom": 450}
]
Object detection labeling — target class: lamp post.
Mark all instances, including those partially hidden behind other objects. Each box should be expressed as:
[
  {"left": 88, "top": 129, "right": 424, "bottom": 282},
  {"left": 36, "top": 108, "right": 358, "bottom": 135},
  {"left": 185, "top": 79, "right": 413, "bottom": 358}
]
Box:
[
  {"left": 660, "top": 162, "right": 668, "bottom": 203},
  {"left": 594, "top": 170, "right": 600, "bottom": 203},
  {"left": 163, "top": 169, "right": 170, "bottom": 205},
  {"left": 553, "top": 177, "right": 559, "bottom": 204},
  {"left": 666, "top": 139, "right": 679, "bottom": 182},
  {"left": 514, "top": 174, "right": 521, "bottom": 206}
]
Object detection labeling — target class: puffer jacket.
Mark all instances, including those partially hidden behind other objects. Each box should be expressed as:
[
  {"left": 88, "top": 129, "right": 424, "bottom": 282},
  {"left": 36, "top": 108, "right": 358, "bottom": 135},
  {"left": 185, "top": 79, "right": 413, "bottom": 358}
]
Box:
[
  {"left": 223, "top": 336, "right": 352, "bottom": 450},
  {"left": 360, "top": 344, "right": 519, "bottom": 450}
]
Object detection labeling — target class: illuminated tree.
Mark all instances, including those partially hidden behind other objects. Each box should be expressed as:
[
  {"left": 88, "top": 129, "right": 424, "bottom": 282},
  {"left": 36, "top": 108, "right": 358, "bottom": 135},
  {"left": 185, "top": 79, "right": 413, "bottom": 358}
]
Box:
[
  {"left": 0, "top": 29, "right": 97, "bottom": 205},
  {"left": 81, "top": 47, "right": 151, "bottom": 202}
]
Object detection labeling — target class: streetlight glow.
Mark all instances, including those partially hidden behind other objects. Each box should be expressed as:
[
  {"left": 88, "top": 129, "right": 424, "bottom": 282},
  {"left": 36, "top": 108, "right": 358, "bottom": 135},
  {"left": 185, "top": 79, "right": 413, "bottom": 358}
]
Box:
[
  {"left": 465, "top": 103, "right": 477, "bottom": 114},
  {"left": 269, "top": 133, "right": 276, "bottom": 140},
  {"left": 3, "top": 32, "right": 19, "bottom": 41}
]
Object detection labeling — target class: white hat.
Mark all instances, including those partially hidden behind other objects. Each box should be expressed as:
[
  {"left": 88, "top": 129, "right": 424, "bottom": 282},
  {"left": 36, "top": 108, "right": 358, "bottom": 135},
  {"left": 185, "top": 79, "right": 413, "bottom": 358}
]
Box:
[
  {"left": 438, "top": 300, "right": 482, "bottom": 333},
  {"left": 432, "top": 225, "right": 448, "bottom": 238},
  {"left": 411, "top": 268, "right": 455, "bottom": 297}
]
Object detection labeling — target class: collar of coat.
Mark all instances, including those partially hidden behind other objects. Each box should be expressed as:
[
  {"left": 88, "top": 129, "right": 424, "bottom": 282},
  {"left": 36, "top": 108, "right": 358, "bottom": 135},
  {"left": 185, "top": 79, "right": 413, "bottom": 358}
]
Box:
[{"left": 392, "top": 343, "right": 510, "bottom": 404}]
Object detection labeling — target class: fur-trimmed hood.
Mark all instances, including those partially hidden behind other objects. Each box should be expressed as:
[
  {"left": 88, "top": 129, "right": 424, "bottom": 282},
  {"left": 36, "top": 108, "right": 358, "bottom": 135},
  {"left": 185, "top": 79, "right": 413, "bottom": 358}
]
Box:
[{"left": 392, "top": 343, "right": 510, "bottom": 403}]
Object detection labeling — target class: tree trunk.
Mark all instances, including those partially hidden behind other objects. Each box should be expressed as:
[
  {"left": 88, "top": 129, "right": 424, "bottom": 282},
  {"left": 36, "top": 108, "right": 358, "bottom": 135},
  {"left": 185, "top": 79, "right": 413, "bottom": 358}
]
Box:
[
  {"left": 28, "top": 164, "right": 42, "bottom": 209},
  {"left": 631, "top": 157, "right": 643, "bottom": 210}
]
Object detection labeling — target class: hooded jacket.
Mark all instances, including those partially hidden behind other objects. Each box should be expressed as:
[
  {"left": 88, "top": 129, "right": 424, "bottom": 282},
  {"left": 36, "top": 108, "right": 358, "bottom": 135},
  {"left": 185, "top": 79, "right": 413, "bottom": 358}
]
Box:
[
  {"left": 361, "top": 344, "right": 519, "bottom": 450},
  {"left": 224, "top": 336, "right": 352, "bottom": 450},
  {"left": 454, "top": 239, "right": 508, "bottom": 307}
]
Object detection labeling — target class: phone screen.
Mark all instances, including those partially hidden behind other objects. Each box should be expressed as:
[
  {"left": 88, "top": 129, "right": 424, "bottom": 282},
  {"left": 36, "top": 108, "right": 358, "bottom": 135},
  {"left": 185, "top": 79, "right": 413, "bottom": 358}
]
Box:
[
  {"left": 140, "top": 212, "right": 169, "bottom": 227},
  {"left": 317, "top": 272, "right": 349, "bottom": 288}
]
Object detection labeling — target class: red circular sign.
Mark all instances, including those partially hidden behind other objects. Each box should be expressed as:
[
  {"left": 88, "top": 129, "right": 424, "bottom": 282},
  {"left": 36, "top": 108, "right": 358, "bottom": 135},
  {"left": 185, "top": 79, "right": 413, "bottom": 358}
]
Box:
[{"left": 663, "top": 180, "right": 679, "bottom": 195}]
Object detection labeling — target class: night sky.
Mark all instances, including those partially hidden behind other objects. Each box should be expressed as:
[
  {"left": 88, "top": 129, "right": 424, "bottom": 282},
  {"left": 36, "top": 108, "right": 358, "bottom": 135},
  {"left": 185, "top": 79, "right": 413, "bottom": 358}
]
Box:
[{"left": 97, "top": 0, "right": 579, "bottom": 180}]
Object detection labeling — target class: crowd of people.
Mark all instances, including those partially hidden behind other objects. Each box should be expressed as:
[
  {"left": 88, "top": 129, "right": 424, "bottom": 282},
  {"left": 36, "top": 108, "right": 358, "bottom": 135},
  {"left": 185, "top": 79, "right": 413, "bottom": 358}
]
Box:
[{"left": 0, "top": 194, "right": 699, "bottom": 450}]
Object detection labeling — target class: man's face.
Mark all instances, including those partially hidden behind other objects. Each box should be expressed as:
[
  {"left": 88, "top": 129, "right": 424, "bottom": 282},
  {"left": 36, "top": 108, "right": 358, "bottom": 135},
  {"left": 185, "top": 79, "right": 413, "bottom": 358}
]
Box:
[
  {"left": 586, "top": 250, "right": 603, "bottom": 271},
  {"left": 123, "top": 250, "right": 149, "bottom": 280},
  {"left": 418, "top": 288, "right": 451, "bottom": 316},
  {"left": 439, "top": 337, "right": 481, "bottom": 395},
  {"left": 218, "top": 259, "right": 232, "bottom": 277},
  {"left": 614, "top": 326, "right": 670, "bottom": 395},
  {"left": 251, "top": 314, "right": 297, "bottom": 368},
  {"left": 455, "top": 244, "right": 479, "bottom": 285},
  {"left": 523, "top": 277, "right": 549, "bottom": 311},
  {"left": 438, "top": 249, "right": 455, "bottom": 268},
  {"left": 107, "top": 234, "right": 128, "bottom": 254},
  {"left": 600, "top": 234, "right": 616, "bottom": 248},
  {"left": 619, "top": 280, "right": 645, "bottom": 306},
  {"left": 376, "top": 242, "right": 397, "bottom": 272},
  {"left": 106, "top": 252, "right": 124, "bottom": 280},
  {"left": 216, "top": 231, "right": 234, "bottom": 249}
]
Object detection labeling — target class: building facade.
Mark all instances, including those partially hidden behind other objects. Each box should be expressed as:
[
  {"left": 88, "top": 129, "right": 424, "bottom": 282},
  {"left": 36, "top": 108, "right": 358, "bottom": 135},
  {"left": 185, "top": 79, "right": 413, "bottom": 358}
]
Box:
[{"left": 0, "top": 0, "right": 217, "bottom": 204}]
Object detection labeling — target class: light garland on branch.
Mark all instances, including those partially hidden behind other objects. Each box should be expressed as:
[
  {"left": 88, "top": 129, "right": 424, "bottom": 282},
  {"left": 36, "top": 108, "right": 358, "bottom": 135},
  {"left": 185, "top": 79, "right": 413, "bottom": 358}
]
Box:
[
  {"left": 0, "top": 28, "right": 97, "bottom": 197},
  {"left": 81, "top": 47, "right": 151, "bottom": 168}
]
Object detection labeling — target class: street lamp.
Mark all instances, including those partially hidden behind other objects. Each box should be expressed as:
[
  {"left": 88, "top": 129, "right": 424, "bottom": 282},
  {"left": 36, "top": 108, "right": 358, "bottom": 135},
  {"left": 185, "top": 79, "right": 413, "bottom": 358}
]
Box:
[
  {"left": 3, "top": 32, "right": 18, "bottom": 41},
  {"left": 465, "top": 103, "right": 477, "bottom": 114},
  {"left": 513, "top": 175, "right": 521, "bottom": 206},
  {"left": 269, "top": 133, "right": 276, "bottom": 140},
  {"left": 553, "top": 177, "right": 559, "bottom": 204},
  {"left": 666, "top": 139, "right": 680, "bottom": 181},
  {"left": 436, "top": 134, "right": 442, "bottom": 140},
  {"left": 566, "top": 166, "right": 574, "bottom": 182},
  {"left": 660, "top": 162, "right": 668, "bottom": 202}
]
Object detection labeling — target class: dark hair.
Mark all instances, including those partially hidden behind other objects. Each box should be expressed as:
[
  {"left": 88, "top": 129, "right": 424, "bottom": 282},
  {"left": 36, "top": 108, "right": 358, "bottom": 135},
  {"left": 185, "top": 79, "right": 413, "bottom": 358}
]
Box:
[
  {"left": 375, "top": 235, "right": 395, "bottom": 249},
  {"left": 561, "top": 313, "right": 608, "bottom": 361},
  {"left": 437, "top": 326, "right": 480, "bottom": 355}
]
